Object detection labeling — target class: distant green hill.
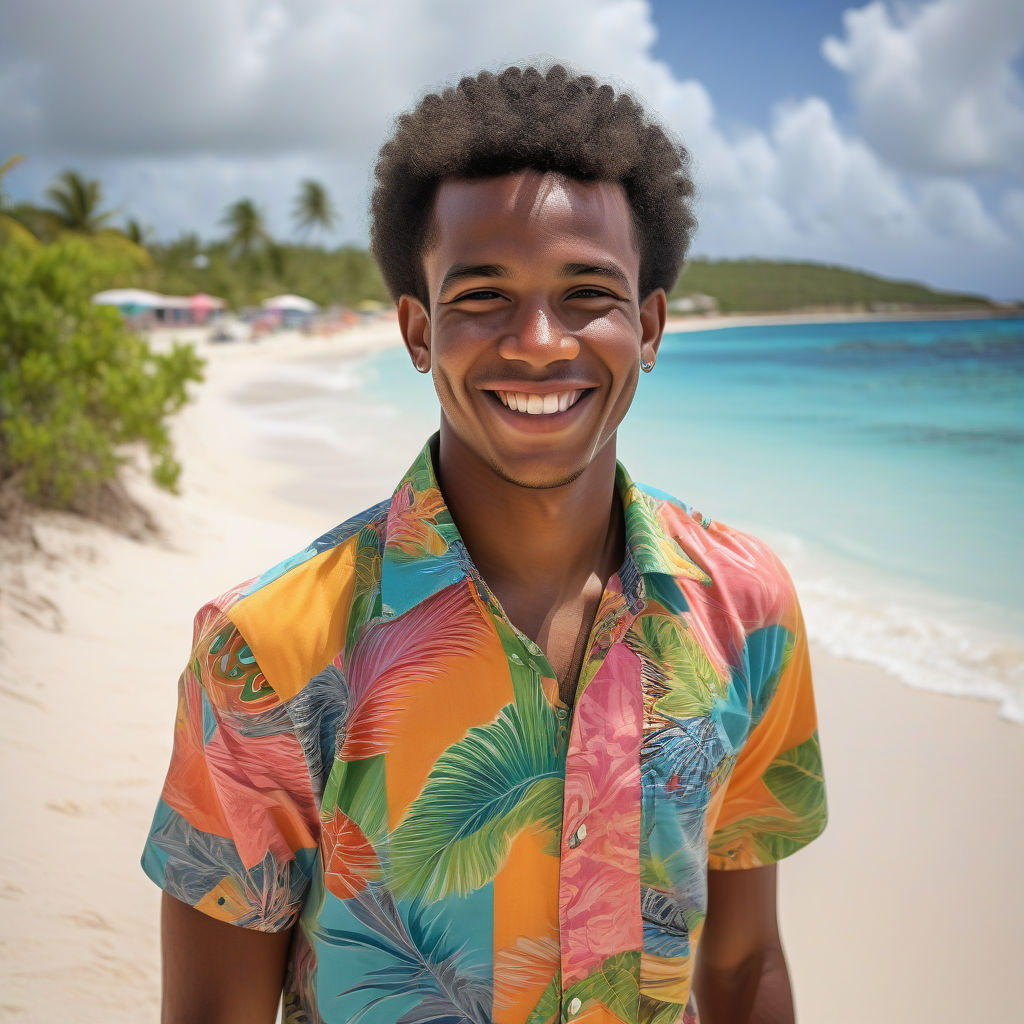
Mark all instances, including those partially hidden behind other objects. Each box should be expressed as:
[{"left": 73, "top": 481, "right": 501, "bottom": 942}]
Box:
[{"left": 671, "top": 258, "right": 997, "bottom": 313}]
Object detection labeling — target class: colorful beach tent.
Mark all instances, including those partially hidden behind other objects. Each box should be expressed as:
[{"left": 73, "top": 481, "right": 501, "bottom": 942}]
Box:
[
  {"left": 92, "top": 288, "right": 164, "bottom": 316},
  {"left": 262, "top": 294, "right": 319, "bottom": 313}
]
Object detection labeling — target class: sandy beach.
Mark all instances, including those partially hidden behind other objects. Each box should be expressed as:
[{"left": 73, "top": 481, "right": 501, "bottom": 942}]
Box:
[{"left": 1, "top": 315, "right": 1021, "bottom": 1023}]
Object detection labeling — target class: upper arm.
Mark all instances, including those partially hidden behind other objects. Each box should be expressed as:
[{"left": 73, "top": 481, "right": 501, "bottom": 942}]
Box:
[
  {"left": 694, "top": 865, "right": 795, "bottom": 1024},
  {"left": 698, "top": 864, "right": 782, "bottom": 970},
  {"left": 161, "top": 892, "right": 292, "bottom": 1024}
]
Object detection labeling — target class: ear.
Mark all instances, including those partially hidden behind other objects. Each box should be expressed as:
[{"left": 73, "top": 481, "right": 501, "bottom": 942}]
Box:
[
  {"left": 397, "top": 294, "right": 431, "bottom": 373},
  {"left": 639, "top": 288, "right": 667, "bottom": 368}
]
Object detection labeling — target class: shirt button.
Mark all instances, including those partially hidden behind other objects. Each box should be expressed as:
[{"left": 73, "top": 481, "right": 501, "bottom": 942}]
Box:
[
  {"left": 567, "top": 996, "right": 582, "bottom": 1016},
  {"left": 567, "top": 822, "right": 587, "bottom": 849}
]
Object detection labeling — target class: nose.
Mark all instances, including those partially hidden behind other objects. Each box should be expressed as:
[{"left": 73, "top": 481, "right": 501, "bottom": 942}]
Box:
[{"left": 497, "top": 303, "right": 580, "bottom": 366}]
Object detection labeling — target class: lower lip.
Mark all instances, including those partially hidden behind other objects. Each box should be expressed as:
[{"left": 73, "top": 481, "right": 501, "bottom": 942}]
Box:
[{"left": 484, "top": 390, "right": 595, "bottom": 433}]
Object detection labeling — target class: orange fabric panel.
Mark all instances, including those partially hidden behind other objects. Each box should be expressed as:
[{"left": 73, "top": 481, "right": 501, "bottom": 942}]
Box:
[
  {"left": 492, "top": 827, "right": 561, "bottom": 1023},
  {"left": 385, "top": 636, "right": 513, "bottom": 831},
  {"left": 230, "top": 539, "right": 359, "bottom": 701},
  {"left": 713, "top": 617, "right": 818, "bottom": 833}
]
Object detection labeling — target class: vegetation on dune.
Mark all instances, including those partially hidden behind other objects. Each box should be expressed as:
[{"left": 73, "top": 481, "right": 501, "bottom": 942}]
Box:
[
  {"left": 672, "top": 258, "right": 995, "bottom": 313},
  {"left": 138, "top": 235, "right": 390, "bottom": 310},
  {"left": 0, "top": 237, "right": 203, "bottom": 523}
]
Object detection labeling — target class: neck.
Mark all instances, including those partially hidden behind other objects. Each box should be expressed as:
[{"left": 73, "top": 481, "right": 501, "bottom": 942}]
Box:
[{"left": 434, "top": 429, "right": 623, "bottom": 602}]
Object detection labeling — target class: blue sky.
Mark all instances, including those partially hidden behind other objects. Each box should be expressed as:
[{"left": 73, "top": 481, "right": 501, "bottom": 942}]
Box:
[
  {"left": 649, "top": 0, "right": 855, "bottom": 128},
  {"left": 2, "top": 0, "right": 1023, "bottom": 299}
]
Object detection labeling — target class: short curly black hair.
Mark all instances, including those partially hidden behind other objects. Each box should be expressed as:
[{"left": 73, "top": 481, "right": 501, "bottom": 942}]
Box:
[{"left": 370, "top": 64, "right": 697, "bottom": 304}]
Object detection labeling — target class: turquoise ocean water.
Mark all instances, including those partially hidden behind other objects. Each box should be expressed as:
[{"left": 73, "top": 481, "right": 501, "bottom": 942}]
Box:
[{"left": 253, "top": 316, "right": 1024, "bottom": 721}]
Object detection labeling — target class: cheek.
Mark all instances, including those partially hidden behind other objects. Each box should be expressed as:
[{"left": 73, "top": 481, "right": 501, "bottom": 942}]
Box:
[
  {"left": 429, "top": 349, "right": 478, "bottom": 424},
  {"left": 429, "top": 320, "right": 494, "bottom": 378},
  {"left": 580, "top": 317, "right": 642, "bottom": 376}
]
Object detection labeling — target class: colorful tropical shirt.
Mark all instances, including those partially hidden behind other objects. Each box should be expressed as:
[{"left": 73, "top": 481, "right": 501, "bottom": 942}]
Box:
[{"left": 142, "top": 438, "right": 827, "bottom": 1024}]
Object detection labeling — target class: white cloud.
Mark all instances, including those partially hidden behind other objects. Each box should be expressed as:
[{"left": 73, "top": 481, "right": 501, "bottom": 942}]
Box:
[
  {"left": 2, "top": 0, "right": 1022, "bottom": 298},
  {"left": 823, "top": 0, "right": 1024, "bottom": 174},
  {"left": 919, "top": 179, "right": 1011, "bottom": 245}
]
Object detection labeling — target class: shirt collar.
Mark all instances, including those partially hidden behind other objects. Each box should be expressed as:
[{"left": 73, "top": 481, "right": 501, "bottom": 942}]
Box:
[{"left": 380, "top": 436, "right": 711, "bottom": 620}]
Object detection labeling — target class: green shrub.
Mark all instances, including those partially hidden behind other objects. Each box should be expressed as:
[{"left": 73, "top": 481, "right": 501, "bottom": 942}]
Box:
[{"left": 0, "top": 237, "right": 204, "bottom": 509}]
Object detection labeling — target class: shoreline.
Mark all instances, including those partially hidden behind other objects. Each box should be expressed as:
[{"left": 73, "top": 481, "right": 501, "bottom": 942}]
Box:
[
  {"left": 205, "top": 314, "right": 1024, "bottom": 727},
  {"left": 663, "top": 306, "right": 1022, "bottom": 333},
  {"left": 1, "top": 316, "right": 1022, "bottom": 1021}
]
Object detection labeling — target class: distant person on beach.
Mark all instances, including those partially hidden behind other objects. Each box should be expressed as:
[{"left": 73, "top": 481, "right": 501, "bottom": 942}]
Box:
[{"left": 143, "top": 64, "right": 827, "bottom": 1024}]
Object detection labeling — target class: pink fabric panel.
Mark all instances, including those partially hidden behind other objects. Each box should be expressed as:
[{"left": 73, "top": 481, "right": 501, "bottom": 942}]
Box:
[{"left": 559, "top": 643, "right": 644, "bottom": 987}]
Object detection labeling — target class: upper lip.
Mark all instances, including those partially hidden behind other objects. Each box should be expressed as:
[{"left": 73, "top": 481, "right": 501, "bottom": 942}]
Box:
[{"left": 476, "top": 381, "right": 597, "bottom": 394}]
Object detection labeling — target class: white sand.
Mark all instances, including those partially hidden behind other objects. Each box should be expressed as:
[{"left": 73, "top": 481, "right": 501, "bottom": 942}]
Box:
[{"left": 1, "top": 315, "right": 1021, "bottom": 1022}]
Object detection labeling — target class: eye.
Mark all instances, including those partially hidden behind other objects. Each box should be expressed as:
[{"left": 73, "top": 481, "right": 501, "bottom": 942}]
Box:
[
  {"left": 449, "top": 288, "right": 505, "bottom": 303},
  {"left": 568, "top": 287, "right": 619, "bottom": 300}
]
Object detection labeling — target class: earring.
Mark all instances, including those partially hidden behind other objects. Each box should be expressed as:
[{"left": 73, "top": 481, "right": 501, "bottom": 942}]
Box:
[{"left": 640, "top": 358, "right": 654, "bottom": 372}]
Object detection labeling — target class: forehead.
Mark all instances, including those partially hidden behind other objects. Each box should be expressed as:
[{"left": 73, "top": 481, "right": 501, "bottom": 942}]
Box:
[{"left": 426, "top": 171, "right": 638, "bottom": 279}]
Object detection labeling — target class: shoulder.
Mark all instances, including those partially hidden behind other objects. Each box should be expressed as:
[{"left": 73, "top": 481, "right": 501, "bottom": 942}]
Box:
[
  {"left": 191, "top": 498, "right": 391, "bottom": 705},
  {"left": 637, "top": 481, "right": 799, "bottom": 630}
]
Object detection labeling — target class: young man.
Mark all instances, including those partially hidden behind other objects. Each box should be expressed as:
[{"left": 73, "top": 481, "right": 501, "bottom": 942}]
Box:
[{"left": 144, "top": 65, "right": 826, "bottom": 1024}]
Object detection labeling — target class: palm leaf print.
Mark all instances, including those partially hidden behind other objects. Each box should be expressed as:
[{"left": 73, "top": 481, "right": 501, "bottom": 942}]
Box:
[
  {"left": 628, "top": 615, "right": 726, "bottom": 723},
  {"left": 341, "top": 583, "right": 490, "bottom": 761},
  {"left": 493, "top": 934, "right": 560, "bottom": 1012},
  {"left": 345, "top": 523, "right": 384, "bottom": 652},
  {"left": 562, "top": 950, "right": 641, "bottom": 1023},
  {"left": 322, "top": 807, "right": 381, "bottom": 900},
  {"left": 315, "top": 885, "right": 491, "bottom": 1024},
  {"left": 525, "top": 972, "right": 562, "bottom": 1024},
  {"left": 388, "top": 679, "right": 564, "bottom": 902},
  {"left": 711, "top": 732, "right": 826, "bottom": 865}
]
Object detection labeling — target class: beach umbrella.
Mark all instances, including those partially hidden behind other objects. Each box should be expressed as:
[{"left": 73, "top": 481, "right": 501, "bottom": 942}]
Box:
[
  {"left": 189, "top": 292, "right": 226, "bottom": 324},
  {"left": 262, "top": 293, "right": 319, "bottom": 313},
  {"left": 92, "top": 288, "right": 163, "bottom": 309},
  {"left": 189, "top": 293, "right": 225, "bottom": 312}
]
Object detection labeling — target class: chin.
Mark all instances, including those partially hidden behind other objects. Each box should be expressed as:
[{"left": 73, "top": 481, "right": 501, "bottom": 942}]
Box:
[{"left": 484, "top": 451, "right": 591, "bottom": 491}]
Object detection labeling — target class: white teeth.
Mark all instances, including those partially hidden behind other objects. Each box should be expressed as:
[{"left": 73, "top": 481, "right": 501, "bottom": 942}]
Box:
[{"left": 496, "top": 390, "right": 585, "bottom": 415}]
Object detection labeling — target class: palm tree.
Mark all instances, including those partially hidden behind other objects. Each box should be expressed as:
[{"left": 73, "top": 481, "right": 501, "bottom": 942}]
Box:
[
  {"left": 123, "top": 217, "right": 152, "bottom": 246},
  {"left": 292, "top": 179, "right": 337, "bottom": 239},
  {"left": 220, "top": 197, "right": 269, "bottom": 258},
  {"left": 45, "top": 169, "right": 114, "bottom": 233}
]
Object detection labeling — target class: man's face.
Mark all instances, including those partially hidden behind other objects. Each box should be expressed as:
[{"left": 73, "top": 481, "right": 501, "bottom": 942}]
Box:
[{"left": 401, "top": 170, "right": 664, "bottom": 490}]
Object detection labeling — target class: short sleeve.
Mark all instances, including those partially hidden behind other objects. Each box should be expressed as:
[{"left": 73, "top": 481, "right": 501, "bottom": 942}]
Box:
[
  {"left": 141, "top": 599, "right": 321, "bottom": 931},
  {"left": 707, "top": 579, "right": 827, "bottom": 871}
]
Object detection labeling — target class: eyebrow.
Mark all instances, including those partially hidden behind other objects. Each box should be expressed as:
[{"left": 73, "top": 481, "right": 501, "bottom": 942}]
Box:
[
  {"left": 560, "top": 262, "right": 632, "bottom": 295},
  {"left": 438, "top": 263, "right": 510, "bottom": 298}
]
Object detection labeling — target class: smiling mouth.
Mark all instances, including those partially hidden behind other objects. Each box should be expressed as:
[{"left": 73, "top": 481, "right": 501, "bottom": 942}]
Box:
[{"left": 492, "top": 389, "right": 588, "bottom": 415}]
